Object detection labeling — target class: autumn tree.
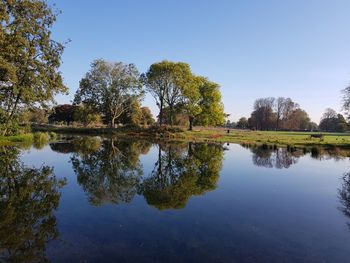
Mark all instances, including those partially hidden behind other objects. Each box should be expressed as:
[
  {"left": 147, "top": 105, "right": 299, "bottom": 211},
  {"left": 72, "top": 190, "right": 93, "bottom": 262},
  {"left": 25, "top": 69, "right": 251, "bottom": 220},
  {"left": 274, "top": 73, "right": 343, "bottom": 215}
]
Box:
[
  {"left": 0, "top": 0, "right": 67, "bottom": 135},
  {"left": 74, "top": 59, "right": 142, "bottom": 128}
]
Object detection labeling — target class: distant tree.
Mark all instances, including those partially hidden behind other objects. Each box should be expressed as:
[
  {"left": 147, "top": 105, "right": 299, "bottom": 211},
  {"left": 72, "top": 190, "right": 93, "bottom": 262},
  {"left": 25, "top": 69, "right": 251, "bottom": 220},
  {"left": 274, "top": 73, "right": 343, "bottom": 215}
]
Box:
[
  {"left": 250, "top": 97, "right": 275, "bottom": 130},
  {"left": 20, "top": 108, "right": 48, "bottom": 124},
  {"left": 0, "top": 0, "right": 67, "bottom": 135},
  {"left": 275, "top": 97, "right": 298, "bottom": 130},
  {"left": 319, "top": 109, "right": 348, "bottom": 132},
  {"left": 73, "top": 104, "right": 101, "bottom": 127},
  {"left": 319, "top": 108, "right": 338, "bottom": 131},
  {"left": 49, "top": 104, "right": 77, "bottom": 125},
  {"left": 236, "top": 117, "right": 248, "bottom": 129},
  {"left": 74, "top": 59, "right": 142, "bottom": 128},
  {"left": 140, "top": 107, "right": 155, "bottom": 125},
  {"left": 284, "top": 108, "right": 310, "bottom": 130}
]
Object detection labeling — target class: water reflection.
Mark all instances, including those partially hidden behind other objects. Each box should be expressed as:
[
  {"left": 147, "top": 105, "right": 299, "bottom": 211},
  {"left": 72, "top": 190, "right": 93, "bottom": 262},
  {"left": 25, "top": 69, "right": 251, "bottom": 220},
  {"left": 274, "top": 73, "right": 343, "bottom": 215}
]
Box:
[
  {"left": 244, "top": 144, "right": 349, "bottom": 169},
  {"left": 339, "top": 172, "right": 350, "bottom": 228},
  {"left": 251, "top": 147, "right": 302, "bottom": 169},
  {"left": 0, "top": 147, "right": 65, "bottom": 262},
  {"left": 62, "top": 138, "right": 225, "bottom": 210},
  {"left": 71, "top": 139, "right": 151, "bottom": 206},
  {"left": 139, "top": 142, "right": 224, "bottom": 210}
]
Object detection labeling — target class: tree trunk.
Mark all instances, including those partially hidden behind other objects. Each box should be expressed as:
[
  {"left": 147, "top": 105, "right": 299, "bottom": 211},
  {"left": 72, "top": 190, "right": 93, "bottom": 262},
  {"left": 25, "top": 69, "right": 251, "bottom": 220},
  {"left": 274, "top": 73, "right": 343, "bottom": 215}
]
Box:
[
  {"left": 188, "top": 116, "right": 194, "bottom": 131},
  {"left": 159, "top": 100, "right": 164, "bottom": 125}
]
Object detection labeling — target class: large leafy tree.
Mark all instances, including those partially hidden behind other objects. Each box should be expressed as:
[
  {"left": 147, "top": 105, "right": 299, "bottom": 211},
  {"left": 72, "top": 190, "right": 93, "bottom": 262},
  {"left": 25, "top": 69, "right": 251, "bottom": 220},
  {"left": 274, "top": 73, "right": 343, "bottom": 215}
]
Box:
[
  {"left": 142, "top": 61, "right": 192, "bottom": 125},
  {"left": 0, "top": 0, "right": 67, "bottom": 135},
  {"left": 74, "top": 59, "right": 142, "bottom": 127},
  {"left": 194, "top": 79, "right": 225, "bottom": 127}
]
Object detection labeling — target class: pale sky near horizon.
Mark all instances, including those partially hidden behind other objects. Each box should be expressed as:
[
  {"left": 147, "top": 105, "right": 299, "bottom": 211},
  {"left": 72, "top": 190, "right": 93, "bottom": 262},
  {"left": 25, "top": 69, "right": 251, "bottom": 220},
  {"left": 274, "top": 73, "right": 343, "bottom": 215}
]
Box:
[{"left": 49, "top": 0, "right": 350, "bottom": 123}]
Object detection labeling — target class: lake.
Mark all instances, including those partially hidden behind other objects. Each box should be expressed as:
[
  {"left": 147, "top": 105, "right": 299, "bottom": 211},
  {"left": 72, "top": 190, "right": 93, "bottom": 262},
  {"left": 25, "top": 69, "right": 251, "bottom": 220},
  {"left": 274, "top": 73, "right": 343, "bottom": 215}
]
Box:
[{"left": 2, "top": 136, "right": 350, "bottom": 262}]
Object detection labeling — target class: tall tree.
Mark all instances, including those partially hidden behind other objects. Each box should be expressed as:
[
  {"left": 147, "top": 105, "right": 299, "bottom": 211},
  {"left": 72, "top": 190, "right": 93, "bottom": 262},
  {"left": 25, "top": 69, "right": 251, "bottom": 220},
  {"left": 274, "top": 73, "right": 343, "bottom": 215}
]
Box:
[
  {"left": 0, "top": 0, "right": 67, "bottom": 135},
  {"left": 142, "top": 61, "right": 192, "bottom": 125},
  {"left": 194, "top": 79, "right": 225, "bottom": 126},
  {"left": 74, "top": 59, "right": 142, "bottom": 127},
  {"left": 180, "top": 76, "right": 203, "bottom": 130}
]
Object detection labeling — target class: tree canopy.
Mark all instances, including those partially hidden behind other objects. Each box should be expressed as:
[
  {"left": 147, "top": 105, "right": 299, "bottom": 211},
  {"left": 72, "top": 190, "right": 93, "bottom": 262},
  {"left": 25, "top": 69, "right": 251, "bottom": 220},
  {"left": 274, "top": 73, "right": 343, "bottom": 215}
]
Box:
[{"left": 0, "top": 0, "right": 67, "bottom": 135}]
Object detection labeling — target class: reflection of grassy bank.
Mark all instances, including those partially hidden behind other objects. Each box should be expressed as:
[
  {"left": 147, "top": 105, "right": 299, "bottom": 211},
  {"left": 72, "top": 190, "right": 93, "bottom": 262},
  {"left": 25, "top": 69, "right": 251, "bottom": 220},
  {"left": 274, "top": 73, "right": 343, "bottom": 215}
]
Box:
[
  {"left": 0, "top": 132, "right": 57, "bottom": 148},
  {"left": 32, "top": 124, "right": 350, "bottom": 149}
]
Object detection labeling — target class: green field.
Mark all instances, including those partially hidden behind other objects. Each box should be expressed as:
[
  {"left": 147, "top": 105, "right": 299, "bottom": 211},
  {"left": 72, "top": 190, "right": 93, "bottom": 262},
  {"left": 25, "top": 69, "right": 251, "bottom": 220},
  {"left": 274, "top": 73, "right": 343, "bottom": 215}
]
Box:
[
  {"left": 180, "top": 129, "right": 350, "bottom": 148},
  {"left": 29, "top": 124, "right": 350, "bottom": 149}
]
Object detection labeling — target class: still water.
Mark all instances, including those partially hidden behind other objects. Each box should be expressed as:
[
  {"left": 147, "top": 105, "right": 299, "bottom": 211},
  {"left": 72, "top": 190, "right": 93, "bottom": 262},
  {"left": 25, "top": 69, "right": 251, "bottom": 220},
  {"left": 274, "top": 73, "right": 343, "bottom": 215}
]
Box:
[{"left": 2, "top": 136, "right": 350, "bottom": 262}]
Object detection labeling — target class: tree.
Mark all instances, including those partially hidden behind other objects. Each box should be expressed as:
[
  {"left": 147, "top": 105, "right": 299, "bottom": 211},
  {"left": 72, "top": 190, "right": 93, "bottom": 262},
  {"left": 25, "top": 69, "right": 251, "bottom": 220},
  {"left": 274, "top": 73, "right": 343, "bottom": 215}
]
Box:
[
  {"left": 236, "top": 117, "right": 248, "bottom": 129},
  {"left": 319, "top": 108, "right": 337, "bottom": 131},
  {"left": 250, "top": 97, "right": 275, "bottom": 130},
  {"left": 319, "top": 109, "right": 348, "bottom": 132},
  {"left": 74, "top": 59, "right": 142, "bottom": 128},
  {"left": 20, "top": 107, "right": 48, "bottom": 124},
  {"left": 48, "top": 104, "right": 76, "bottom": 125},
  {"left": 140, "top": 107, "right": 155, "bottom": 125},
  {"left": 73, "top": 103, "right": 101, "bottom": 127},
  {"left": 275, "top": 97, "right": 297, "bottom": 130},
  {"left": 194, "top": 79, "right": 225, "bottom": 126},
  {"left": 0, "top": 0, "right": 67, "bottom": 135},
  {"left": 284, "top": 108, "right": 310, "bottom": 130},
  {"left": 180, "top": 76, "right": 203, "bottom": 130},
  {"left": 142, "top": 61, "right": 193, "bottom": 126},
  {"left": 341, "top": 86, "right": 350, "bottom": 120}
]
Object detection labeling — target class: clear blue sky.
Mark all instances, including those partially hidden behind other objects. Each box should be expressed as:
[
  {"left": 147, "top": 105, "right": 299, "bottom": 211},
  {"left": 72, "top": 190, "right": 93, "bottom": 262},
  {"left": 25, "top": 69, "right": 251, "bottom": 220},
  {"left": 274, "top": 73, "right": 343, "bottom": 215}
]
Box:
[{"left": 49, "top": 0, "right": 350, "bottom": 123}]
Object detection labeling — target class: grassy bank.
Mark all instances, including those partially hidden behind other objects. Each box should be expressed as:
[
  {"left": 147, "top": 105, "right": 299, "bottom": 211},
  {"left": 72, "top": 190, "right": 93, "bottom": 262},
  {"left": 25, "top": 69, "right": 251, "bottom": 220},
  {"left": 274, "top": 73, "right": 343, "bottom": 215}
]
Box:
[
  {"left": 0, "top": 134, "right": 34, "bottom": 146},
  {"left": 32, "top": 124, "right": 350, "bottom": 149}
]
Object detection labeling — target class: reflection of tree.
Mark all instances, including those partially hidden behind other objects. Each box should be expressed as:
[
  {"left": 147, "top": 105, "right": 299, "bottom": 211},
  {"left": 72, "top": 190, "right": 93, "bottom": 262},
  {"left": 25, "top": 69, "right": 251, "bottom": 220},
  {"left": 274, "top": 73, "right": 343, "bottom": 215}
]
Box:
[
  {"left": 140, "top": 143, "right": 224, "bottom": 210},
  {"left": 49, "top": 136, "right": 101, "bottom": 155},
  {"left": 0, "top": 147, "right": 65, "bottom": 262},
  {"left": 71, "top": 139, "right": 151, "bottom": 206},
  {"left": 338, "top": 172, "right": 350, "bottom": 228},
  {"left": 251, "top": 147, "right": 301, "bottom": 169}
]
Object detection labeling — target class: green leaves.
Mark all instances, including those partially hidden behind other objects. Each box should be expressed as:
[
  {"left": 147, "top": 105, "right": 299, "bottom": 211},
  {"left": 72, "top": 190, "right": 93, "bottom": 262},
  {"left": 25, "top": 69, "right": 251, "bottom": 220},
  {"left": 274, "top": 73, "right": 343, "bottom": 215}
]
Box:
[{"left": 0, "top": 0, "right": 67, "bottom": 135}]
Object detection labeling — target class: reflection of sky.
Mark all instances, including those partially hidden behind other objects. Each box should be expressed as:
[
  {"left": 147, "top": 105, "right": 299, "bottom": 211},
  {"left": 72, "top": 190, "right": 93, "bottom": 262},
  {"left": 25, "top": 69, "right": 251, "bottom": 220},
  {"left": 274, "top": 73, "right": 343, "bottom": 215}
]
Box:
[{"left": 19, "top": 142, "right": 350, "bottom": 262}]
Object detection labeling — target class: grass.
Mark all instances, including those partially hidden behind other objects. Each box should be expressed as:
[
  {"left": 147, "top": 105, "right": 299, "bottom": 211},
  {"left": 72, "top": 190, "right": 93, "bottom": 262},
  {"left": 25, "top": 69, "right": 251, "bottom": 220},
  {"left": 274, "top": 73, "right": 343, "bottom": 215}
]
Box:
[
  {"left": 0, "top": 133, "right": 34, "bottom": 146},
  {"left": 32, "top": 124, "right": 350, "bottom": 149}
]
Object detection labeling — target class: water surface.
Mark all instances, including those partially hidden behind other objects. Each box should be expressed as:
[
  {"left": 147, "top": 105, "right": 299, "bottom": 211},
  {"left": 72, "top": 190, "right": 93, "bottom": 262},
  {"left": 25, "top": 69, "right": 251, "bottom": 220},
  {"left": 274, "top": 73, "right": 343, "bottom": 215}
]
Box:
[{"left": 2, "top": 136, "right": 350, "bottom": 262}]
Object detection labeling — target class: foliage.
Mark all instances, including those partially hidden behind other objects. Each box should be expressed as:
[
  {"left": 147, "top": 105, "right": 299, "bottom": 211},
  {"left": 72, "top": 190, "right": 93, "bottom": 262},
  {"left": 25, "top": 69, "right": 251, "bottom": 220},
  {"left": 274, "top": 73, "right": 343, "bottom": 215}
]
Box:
[
  {"left": 73, "top": 104, "right": 101, "bottom": 127},
  {"left": 142, "top": 61, "right": 193, "bottom": 125},
  {"left": 49, "top": 104, "right": 77, "bottom": 125},
  {"left": 236, "top": 117, "right": 248, "bottom": 129},
  {"left": 194, "top": 78, "right": 225, "bottom": 127},
  {"left": 319, "top": 108, "right": 348, "bottom": 132},
  {"left": 0, "top": 0, "right": 67, "bottom": 135},
  {"left": 20, "top": 107, "right": 48, "bottom": 124},
  {"left": 248, "top": 97, "right": 313, "bottom": 131},
  {"left": 74, "top": 59, "right": 143, "bottom": 127}
]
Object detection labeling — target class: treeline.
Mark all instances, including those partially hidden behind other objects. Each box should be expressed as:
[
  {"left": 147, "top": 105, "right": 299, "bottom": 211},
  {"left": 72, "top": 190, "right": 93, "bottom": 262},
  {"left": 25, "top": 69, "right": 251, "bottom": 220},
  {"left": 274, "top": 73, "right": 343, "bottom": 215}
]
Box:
[
  {"left": 228, "top": 97, "right": 349, "bottom": 132},
  {"left": 0, "top": 1, "right": 225, "bottom": 136},
  {"left": 44, "top": 60, "right": 225, "bottom": 130}
]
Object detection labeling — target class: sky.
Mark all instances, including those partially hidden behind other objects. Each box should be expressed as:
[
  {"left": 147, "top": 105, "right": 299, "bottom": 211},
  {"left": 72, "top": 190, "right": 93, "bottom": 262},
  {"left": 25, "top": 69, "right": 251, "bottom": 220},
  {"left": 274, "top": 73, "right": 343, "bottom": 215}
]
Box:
[{"left": 48, "top": 0, "right": 350, "bottom": 123}]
